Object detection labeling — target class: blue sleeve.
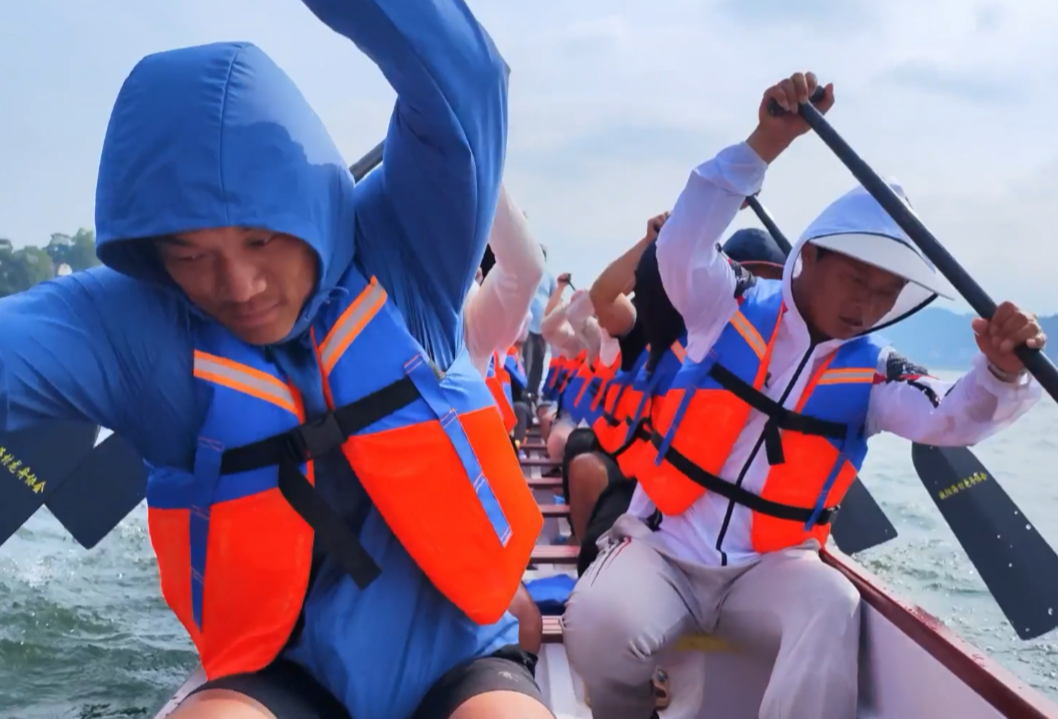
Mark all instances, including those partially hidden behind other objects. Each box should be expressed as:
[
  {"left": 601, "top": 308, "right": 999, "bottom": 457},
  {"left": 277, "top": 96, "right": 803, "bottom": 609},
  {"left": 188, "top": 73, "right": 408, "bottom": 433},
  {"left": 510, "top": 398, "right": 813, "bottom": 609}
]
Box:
[
  {"left": 298, "top": 0, "right": 508, "bottom": 364},
  {"left": 0, "top": 269, "right": 200, "bottom": 468}
]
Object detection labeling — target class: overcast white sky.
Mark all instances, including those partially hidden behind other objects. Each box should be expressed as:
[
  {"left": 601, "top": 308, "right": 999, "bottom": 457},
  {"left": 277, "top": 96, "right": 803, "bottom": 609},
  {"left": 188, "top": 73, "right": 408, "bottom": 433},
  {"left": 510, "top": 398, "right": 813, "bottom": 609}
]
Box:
[{"left": 1, "top": 0, "right": 1055, "bottom": 312}]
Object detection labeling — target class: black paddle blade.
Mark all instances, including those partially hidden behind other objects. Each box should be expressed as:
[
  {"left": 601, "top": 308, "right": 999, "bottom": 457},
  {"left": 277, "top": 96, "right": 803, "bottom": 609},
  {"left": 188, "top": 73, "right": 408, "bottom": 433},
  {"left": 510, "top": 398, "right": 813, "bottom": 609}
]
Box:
[
  {"left": 0, "top": 421, "right": 100, "bottom": 546},
  {"left": 912, "top": 443, "right": 1058, "bottom": 640},
  {"left": 830, "top": 477, "right": 898, "bottom": 554},
  {"left": 46, "top": 433, "right": 148, "bottom": 549}
]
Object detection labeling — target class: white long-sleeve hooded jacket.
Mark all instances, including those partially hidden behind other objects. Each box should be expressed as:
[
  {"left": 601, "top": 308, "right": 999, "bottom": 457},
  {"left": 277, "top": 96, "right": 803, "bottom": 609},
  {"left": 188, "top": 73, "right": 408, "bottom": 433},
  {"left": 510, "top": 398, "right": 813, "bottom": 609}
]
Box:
[
  {"left": 463, "top": 185, "right": 545, "bottom": 377},
  {"left": 647, "top": 141, "right": 1041, "bottom": 567}
]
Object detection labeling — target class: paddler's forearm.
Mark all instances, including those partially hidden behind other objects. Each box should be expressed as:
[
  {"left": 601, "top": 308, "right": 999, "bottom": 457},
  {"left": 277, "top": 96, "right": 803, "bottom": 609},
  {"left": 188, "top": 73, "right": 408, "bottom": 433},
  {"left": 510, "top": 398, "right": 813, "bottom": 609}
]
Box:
[
  {"left": 590, "top": 234, "right": 650, "bottom": 338},
  {"left": 299, "top": 0, "right": 509, "bottom": 311},
  {"left": 655, "top": 142, "right": 766, "bottom": 345},
  {"left": 541, "top": 303, "right": 576, "bottom": 351},
  {"left": 544, "top": 282, "right": 566, "bottom": 318}
]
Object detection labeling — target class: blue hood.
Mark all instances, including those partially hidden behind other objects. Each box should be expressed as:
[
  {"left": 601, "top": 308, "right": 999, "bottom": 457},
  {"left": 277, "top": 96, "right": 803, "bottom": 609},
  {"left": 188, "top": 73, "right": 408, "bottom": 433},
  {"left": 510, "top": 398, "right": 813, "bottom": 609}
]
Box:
[{"left": 94, "top": 41, "right": 356, "bottom": 340}]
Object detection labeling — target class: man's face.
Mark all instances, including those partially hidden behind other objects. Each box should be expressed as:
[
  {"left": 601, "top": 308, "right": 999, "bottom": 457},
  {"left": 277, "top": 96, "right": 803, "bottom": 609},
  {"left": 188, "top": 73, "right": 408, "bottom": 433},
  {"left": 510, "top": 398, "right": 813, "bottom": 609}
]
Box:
[
  {"left": 156, "top": 227, "right": 318, "bottom": 345},
  {"left": 797, "top": 245, "right": 907, "bottom": 340}
]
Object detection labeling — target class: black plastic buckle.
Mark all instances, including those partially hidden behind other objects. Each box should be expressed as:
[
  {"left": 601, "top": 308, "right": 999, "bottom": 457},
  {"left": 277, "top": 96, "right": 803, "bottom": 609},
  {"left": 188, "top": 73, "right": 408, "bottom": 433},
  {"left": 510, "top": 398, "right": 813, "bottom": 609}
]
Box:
[{"left": 286, "top": 412, "right": 347, "bottom": 461}]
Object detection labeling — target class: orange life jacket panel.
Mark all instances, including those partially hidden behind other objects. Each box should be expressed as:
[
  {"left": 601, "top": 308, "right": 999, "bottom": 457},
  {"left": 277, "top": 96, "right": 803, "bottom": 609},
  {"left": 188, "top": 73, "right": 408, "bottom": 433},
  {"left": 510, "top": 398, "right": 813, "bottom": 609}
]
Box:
[{"left": 146, "top": 272, "right": 543, "bottom": 680}]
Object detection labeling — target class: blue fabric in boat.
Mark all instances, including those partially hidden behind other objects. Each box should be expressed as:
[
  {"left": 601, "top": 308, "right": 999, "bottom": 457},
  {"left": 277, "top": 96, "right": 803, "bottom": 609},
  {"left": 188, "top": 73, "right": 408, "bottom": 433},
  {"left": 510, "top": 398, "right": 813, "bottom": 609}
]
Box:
[{"left": 524, "top": 574, "right": 576, "bottom": 615}]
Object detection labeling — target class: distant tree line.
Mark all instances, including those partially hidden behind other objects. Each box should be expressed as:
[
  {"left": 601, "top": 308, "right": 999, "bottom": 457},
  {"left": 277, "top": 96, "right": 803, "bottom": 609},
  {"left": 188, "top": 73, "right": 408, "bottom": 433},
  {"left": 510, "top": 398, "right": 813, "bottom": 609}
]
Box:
[{"left": 0, "top": 228, "right": 99, "bottom": 297}]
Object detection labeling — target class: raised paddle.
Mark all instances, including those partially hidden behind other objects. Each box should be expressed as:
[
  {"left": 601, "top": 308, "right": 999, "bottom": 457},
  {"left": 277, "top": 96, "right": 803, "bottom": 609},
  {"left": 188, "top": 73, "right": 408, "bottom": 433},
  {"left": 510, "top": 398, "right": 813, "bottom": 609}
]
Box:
[
  {"left": 0, "top": 421, "right": 102, "bottom": 546},
  {"left": 770, "top": 88, "right": 1058, "bottom": 639},
  {"left": 742, "top": 195, "right": 899, "bottom": 555}
]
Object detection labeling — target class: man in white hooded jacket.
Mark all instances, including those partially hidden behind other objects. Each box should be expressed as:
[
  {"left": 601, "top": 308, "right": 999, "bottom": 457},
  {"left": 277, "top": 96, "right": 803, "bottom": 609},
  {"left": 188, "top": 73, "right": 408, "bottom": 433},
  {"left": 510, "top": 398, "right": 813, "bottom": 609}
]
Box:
[{"left": 561, "top": 72, "right": 1045, "bottom": 719}]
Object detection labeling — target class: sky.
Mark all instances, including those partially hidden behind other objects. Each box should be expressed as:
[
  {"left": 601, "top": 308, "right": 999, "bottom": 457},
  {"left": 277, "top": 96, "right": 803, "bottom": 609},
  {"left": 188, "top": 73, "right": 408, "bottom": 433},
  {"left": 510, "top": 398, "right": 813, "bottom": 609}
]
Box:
[{"left": 1, "top": 0, "right": 1056, "bottom": 314}]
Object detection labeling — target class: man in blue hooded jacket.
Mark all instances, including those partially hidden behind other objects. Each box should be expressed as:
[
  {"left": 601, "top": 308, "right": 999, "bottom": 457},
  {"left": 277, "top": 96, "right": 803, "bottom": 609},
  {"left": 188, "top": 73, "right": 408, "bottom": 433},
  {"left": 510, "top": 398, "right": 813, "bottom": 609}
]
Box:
[{"left": 0, "top": 2, "right": 555, "bottom": 719}]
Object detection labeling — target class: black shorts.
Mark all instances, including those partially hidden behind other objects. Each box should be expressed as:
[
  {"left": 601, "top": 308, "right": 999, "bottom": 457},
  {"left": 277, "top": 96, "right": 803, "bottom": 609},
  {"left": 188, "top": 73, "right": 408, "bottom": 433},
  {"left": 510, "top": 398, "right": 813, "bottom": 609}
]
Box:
[
  {"left": 188, "top": 644, "right": 545, "bottom": 719},
  {"left": 577, "top": 451, "right": 636, "bottom": 576}
]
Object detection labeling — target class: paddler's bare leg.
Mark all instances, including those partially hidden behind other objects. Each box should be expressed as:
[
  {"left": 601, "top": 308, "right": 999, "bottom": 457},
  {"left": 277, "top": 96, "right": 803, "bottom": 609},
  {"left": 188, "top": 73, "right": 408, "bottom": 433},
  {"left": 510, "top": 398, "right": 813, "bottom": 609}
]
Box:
[
  {"left": 169, "top": 661, "right": 353, "bottom": 719},
  {"left": 566, "top": 453, "right": 610, "bottom": 541},
  {"left": 507, "top": 583, "right": 543, "bottom": 654},
  {"left": 169, "top": 690, "right": 278, "bottom": 719},
  {"left": 546, "top": 417, "right": 574, "bottom": 462},
  {"left": 536, "top": 403, "right": 555, "bottom": 441},
  {"left": 446, "top": 691, "right": 553, "bottom": 718},
  {"left": 562, "top": 535, "right": 697, "bottom": 719},
  {"left": 713, "top": 545, "right": 860, "bottom": 719}
]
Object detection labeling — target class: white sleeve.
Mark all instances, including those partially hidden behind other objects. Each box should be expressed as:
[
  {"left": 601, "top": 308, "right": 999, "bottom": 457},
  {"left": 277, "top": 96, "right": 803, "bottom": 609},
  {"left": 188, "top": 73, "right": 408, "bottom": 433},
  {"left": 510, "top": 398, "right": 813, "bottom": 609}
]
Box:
[
  {"left": 865, "top": 349, "right": 1041, "bottom": 445},
  {"left": 655, "top": 142, "right": 768, "bottom": 362},
  {"left": 541, "top": 299, "right": 577, "bottom": 354},
  {"left": 462, "top": 185, "right": 545, "bottom": 363}
]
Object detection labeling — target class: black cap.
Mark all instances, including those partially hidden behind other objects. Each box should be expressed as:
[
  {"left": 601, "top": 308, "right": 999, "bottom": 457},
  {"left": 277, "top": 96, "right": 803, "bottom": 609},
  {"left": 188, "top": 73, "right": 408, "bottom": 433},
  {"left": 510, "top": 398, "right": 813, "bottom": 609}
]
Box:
[{"left": 721, "top": 228, "right": 785, "bottom": 268}]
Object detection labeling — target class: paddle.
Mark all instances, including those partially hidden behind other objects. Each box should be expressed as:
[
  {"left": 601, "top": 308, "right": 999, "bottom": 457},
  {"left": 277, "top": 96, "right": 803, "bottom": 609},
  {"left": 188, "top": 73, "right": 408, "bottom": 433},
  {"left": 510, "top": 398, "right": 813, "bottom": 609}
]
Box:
[
  {"left": 770, "top": 88, "right": 1058, "bottom": 639},
  {"left": 742, "top": 195, "right": 899, "bottom": 554},
  {"left": 0, "top": 421, "right": 101, "bottom": 545},
  {"left": 912, "top": 444, "right": 1058, "bottom": 640},
  {"left": 46, "top": 432, "right": 148, "bottom": 549}
]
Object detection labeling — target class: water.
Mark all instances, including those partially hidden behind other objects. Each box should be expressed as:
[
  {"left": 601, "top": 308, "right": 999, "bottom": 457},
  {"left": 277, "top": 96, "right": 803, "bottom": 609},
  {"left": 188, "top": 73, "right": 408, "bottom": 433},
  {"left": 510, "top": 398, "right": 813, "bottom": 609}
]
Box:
[{"left": 2, "top": 370, "right": 1058, "bottom": 717}]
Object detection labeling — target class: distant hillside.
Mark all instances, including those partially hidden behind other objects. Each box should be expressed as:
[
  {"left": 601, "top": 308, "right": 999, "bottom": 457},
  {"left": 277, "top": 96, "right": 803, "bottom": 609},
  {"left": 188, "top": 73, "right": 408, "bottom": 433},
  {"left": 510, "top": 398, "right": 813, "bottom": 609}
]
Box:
[{"left": 881, "top": 307, "right": 1058, "bottom": 370}]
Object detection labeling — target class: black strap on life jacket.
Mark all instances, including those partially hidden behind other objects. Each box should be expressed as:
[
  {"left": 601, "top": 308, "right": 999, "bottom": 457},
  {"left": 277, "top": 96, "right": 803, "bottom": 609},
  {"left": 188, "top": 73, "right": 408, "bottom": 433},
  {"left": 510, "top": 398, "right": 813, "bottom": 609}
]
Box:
[
  {"left": 219, "top": 376, "right": 421, "bottom": 590},
  {"left": 648, "top": 432, "right": 836, "bottom": 526},
  {"left": 705, "top": 362, "right": 848, "bottom": 465},
  {"left": 607, "top": 418, "right": 653, "bottom": 461}
]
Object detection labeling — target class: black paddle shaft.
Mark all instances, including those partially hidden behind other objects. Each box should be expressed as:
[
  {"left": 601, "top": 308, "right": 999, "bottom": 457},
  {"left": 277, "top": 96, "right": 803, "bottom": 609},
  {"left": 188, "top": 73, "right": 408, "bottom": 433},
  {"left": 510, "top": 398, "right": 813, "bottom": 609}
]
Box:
[
  {"left": 768, "top": 91, "right": 1058, "bottom": 402},
  {"left": 349, "top": 140, "right": 384, "bottom": 182},
  {"left": 743, "top": 196, "right": 793, "bottom": 255}
]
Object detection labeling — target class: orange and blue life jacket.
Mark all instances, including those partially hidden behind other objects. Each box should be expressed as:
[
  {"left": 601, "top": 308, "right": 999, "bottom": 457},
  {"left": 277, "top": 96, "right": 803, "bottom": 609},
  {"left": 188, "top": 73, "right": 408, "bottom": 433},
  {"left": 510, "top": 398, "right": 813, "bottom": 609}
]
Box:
[
  {"left": 592, "top": 348, "right": 649, "bottom": 455},
  {"left": 572, "top": 351, "right": 620, "bottom": 427},
  {"left": 542, "top": 356, "right": 563, "bottom": 400},
  {"left": 145, "top": 272, "right": 543, "bottom": 681},
  {"left": 555, "top": 350, "right": 587, "bottom": 416},
  {"left": 504, "top": 348, "right": 527, "bottom": 394},
  {"left": 566, "top": 356, "right": 598, "bottom": 424},
  {"left": 645, "top": 281, "right": 881, "bottom": 552},
  {"left": 486, "top": 351, "right": 518, "bottom": 433},
  {"left": 613, "top": 335, "right": 687, "bottom": 479}
]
